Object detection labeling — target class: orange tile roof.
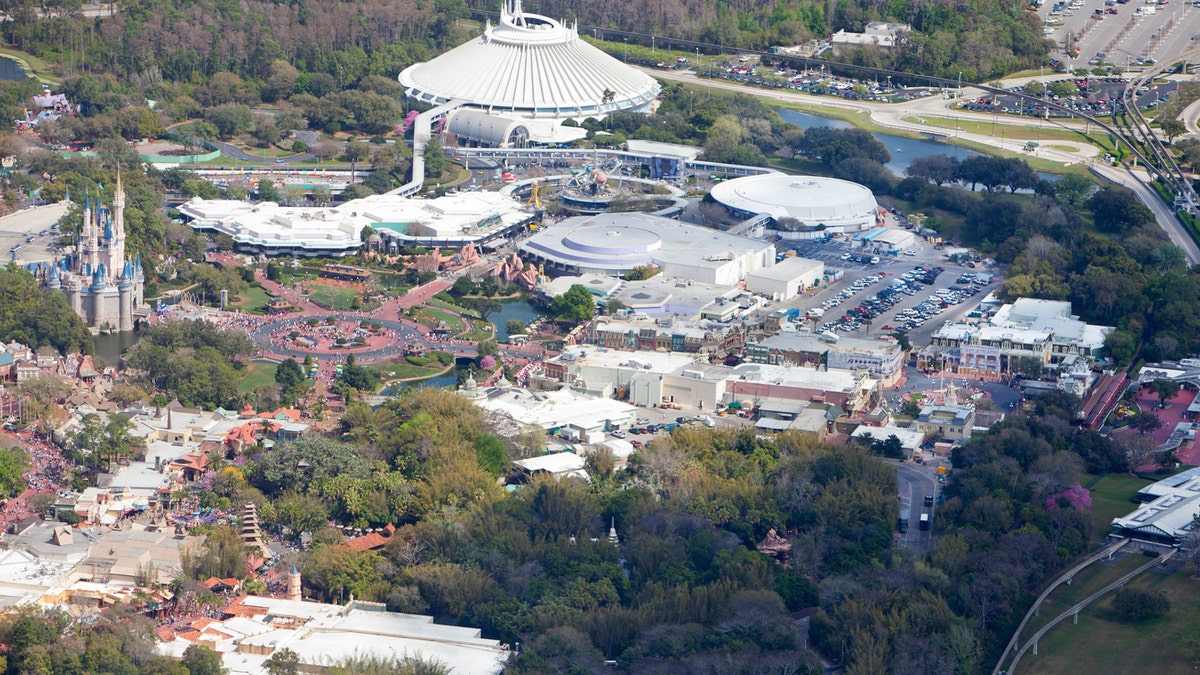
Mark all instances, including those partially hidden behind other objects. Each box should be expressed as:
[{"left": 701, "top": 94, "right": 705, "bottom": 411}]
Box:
[
  {"left": 177, "top": 630, "right": 202, "bottom": 642},
  {"left": 156, "top": 628, "right": 176, "bottom": 642}
]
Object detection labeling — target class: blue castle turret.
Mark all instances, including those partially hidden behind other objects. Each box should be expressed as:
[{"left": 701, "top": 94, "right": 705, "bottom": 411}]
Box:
[{"left": 48, "top": 176, "right": 142, "bottom": 332}]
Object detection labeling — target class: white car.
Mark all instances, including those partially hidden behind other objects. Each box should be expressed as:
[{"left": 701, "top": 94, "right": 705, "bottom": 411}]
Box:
[{"left": 902, "top": 250, "right": 916, "bottom": 256}]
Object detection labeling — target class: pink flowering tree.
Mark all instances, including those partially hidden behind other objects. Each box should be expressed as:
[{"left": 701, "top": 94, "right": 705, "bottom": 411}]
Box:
[
  {"left": 480, "top": 355, "right": 497, "bottom": 371},
  {"left": 1046, "top": 483, "right": 1092, "bottom": 511}
]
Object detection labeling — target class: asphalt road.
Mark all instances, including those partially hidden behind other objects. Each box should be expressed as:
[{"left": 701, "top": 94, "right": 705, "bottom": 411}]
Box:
[{"left": 894, "top": 460, "right": 940, "bottom": 555}]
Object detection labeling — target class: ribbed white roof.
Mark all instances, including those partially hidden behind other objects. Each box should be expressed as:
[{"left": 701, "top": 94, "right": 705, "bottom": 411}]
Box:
[{"left": 399, "top": 0, "right": 660, "bottom": 119}]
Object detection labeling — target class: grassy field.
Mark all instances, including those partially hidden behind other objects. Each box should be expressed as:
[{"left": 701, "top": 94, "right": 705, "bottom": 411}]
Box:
[
  {"left": 230, "top": 283, "right": 272, "bottom": 313},
  {"left": 1024, "top": 567, "right": 1200, "bottom": 675},
  {"left": 0, "top": 47, "right": 59, "bottom": 84},
  {"left": 369, "top": 359, "right": 449, "bottom": 380},
  {"left": 900, "top": 114, "right": 1114, "bottom": 148},
  {"left": 417, "top": 307, "right": 466, "bottom": 333},
  {"left": 306, "top": 284, "right": 362, "bottom": 311},
  {"left": 238, "top": 362, "right": 278, "bottom": 393},
  {"left": 1083, "top": 473, "right": 1153, "bottom": 541},
  {"left": 1021, "top": 552, "right": 1147, "bottom": 638}
]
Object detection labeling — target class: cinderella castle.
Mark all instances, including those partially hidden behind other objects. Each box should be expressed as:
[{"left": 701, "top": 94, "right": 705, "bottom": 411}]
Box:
[{"left": 42, "top": 175, "right": 146, "bottom": 332}]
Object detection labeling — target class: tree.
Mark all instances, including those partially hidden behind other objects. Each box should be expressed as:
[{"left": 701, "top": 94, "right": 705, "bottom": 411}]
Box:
[
  {"left": 1051, "top": 173, "right": 1097, "bottom": 208},
  {"left": 1088, "top": 187, "right": 1155, "bottom": 233},
  {"left": 1148, "top": 379, "right": 1181, "bottom": 407},
  {"left": 181, "top": 644, "right": 227, "bottom": 675},
  {"left": 424, "top": 138, "right": 446, "bottom": 176},
  {"left": 0, "top": 447, "right": 26, "bottom": 499},
  {"left": 204, "top": 104, "right": 253, "bottom": 139},
  {"left": 264, "top": 647, "right": 301, "bottom": 675},
  {"left": 1130, "top": 411, "right": 1163, "bottom": 435},
  {"left": 549, "top": 284, "right": 595, "bottom": 323},
  {"left": 906, "top": 154, "right": 960, "bottom": 185},
  {"left": 1112, "top": 587, "right": 1170, "bottom": 621},
  {"left": 505, "top": 319, "right": 527, "bottom": 336},
  {"left": 275, "top": 358, "right": 306, "bottom": 396},
  {"left": 1162, "top": 118, "right": 1187, "bottom": 144},
  {"left": 257, "top": 179, "right": 279, "bottom": 203},
  {"left": 311, "top": 141, "right": 341, "bottom": 163}
]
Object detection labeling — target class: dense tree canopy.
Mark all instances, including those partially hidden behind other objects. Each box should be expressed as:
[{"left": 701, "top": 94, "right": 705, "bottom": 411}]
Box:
[{"left": 0, "top": 265, "right": 93, "bottom": 354}]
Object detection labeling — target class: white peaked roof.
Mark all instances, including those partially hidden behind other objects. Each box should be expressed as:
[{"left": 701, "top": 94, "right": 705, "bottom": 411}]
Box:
[{"left": 399, "top": 0, "right": 660, "bottom": 119}]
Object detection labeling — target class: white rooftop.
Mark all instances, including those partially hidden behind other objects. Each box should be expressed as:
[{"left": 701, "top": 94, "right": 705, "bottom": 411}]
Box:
[
  {"left": 475, "top": 386, "right": 636, "bottom": 430},
  {"left": 732, "top": 363, "right": 870, "bottom": 393},
  {"left": 709, "top": 174, "right": 878, "bottom": 225},
  {"left": 179, "top": 191, "right": 530, "bottom": 251},
  {"left": 398, "top": 0, "right": 659, "bottom": 119},
  {"left": 555, "top": 344, "right": 698, "bottom": 374},
  {"left": 746, "top": 256, "right": 823, "bottom": 281},
  {"left": 513, "top": 451, "right": 587, "bottom": 474},
  {"left": 158, "top": 596, "right": 508, "bottom": 675}
]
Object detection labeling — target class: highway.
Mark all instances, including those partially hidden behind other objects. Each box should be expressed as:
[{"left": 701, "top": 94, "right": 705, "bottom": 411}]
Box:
[{"left": 894, "top": 461, "right": 939, "bottom": 555}]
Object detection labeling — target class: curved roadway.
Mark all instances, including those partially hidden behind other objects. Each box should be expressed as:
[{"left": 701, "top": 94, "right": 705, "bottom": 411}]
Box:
[{"left": 642, "top": 66, "right": 1200, "bottom": 264}]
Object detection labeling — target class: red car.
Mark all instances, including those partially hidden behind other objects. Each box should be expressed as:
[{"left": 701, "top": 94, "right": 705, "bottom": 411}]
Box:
[{"left": 630, "top": 440, "right": 645, "bottom": 448}]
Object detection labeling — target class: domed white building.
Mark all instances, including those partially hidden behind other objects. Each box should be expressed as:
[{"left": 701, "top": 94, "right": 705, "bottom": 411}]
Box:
[
  {"left": 709, "top": 175, "right": 880, "bottom": 235},
  {"left": 399, "top": 0, "right": 660, "bottom": 121}
]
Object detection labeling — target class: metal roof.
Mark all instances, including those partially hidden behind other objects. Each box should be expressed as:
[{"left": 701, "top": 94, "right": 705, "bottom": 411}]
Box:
[{"left": 399, "top": 0, "right": 660, "bottom": 119}]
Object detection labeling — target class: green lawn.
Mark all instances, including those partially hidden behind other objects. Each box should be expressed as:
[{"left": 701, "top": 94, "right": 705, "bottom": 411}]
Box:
[
  {"left": 306, "top": 284, "right": 362, "bottom": 310},
  {"left": 238, "top": 362, "right": 278, "bottom": 393},
  {"left": 901, "top": 114, "right": 1115, "bottom": 149},
  {"left": 230, "top": 283, "right": 272, "bottom": 313},
  {"left": 369, "top": 359, "right": 450, "bottom": 380},
  {"left": 1025, "top": 568, "right": 1200, "bottom": 675},
  {"left": 418, "top": 307, "right": 467, "bottom": 333},
  {"left": 0, "top": 46, "right": 59, "bottom": 84},
  {"left": 1083, "top": 473, "right": 1153, "bottom": 542}
]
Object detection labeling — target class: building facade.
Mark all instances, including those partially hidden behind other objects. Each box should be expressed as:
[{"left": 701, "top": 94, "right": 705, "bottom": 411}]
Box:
[{"left": 45, "top": 178, "right": 146, "bottom": 331}]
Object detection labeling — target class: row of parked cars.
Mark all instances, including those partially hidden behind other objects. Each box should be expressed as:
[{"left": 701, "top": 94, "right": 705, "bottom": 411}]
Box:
[{"left": 887, "top": 271, "right": 986, "bottom": 332}]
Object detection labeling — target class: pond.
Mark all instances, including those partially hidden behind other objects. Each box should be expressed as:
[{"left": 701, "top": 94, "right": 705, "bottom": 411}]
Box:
[
  {"left": 490, "top": 297, "right": 546, "bottom": 341},
  {"left": 93, "top": 330, "right": 141, "bottom": 367},
  {"left": 775, "top": 108, "right": 1059, "bottom": 186},
  {"left": 379, "top": 357, "right": 475, "bottom": 395},
  {"left": 775, "top": 108, "right": 981, "bottom": 176},
  {"left": 0, "top": 56, "right": 27, "bottom": 82}
]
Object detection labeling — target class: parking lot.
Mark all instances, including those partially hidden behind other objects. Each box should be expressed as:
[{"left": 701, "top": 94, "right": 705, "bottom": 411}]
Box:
[
  {"left": 1035, "top": 0, "right": 1199, "bottom": 69},
  {"left": 963, "top": 77, "right": 1174, "bottom": 118},
  {"left": 772, "top": 237, "right": 997, "bottom": 346},
  {"left": 0, "top": 202, "right": 70, "bottom": 266}
]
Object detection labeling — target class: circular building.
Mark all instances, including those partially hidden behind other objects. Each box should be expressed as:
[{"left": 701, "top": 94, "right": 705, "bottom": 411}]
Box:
[
  {"left": 399, "top": 0, "right": 660, "bottom": 120},
  {"left": 520, "top": 212, "right": 774, "bottom": 285},
  {"left": 709, "top": 175, "right": 879, "bottom": 234}
]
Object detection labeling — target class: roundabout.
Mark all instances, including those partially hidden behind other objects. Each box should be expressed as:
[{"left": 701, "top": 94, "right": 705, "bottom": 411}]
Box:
[{"left": 252, "top": 315, "right": 426, "bottom": 363}]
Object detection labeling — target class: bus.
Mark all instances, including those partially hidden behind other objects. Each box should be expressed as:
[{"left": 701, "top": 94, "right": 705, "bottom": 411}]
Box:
[{"left": 919, "top": 513, "right": 931, "bottom": 530}]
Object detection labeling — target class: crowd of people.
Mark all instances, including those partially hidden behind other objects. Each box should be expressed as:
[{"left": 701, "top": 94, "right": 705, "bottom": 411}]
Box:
[{"left": 0, "top": 429, "right": 68, "bottom": 530}]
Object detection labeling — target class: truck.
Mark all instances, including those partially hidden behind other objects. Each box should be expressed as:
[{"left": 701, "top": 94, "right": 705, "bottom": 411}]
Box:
[
  {"left": 919, "top": 513, "right": 931, "bottom": 530},
  {"left": 898, "top": 509, "right": 910, "bottom": 533}
]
